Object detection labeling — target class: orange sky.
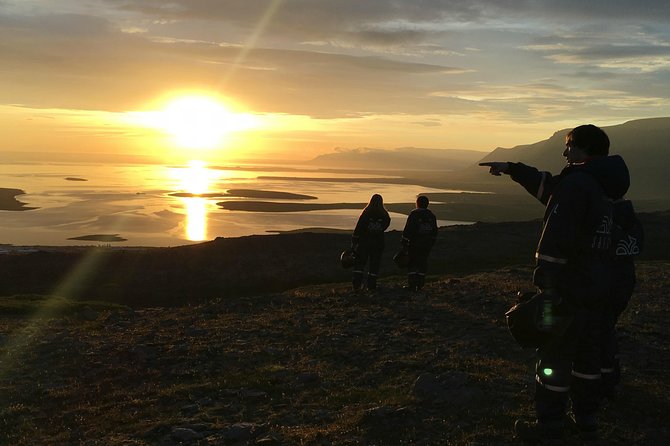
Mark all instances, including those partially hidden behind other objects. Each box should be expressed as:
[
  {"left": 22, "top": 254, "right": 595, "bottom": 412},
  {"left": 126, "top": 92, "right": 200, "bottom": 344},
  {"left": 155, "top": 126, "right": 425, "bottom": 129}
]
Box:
[{"left": 1, "top": 1, "right": 669, "bottom": 163}]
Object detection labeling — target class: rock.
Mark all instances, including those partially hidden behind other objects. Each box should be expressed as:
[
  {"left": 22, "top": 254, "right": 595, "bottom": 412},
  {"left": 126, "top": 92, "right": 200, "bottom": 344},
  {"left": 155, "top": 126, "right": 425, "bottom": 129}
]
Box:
[
  {"left": 171, "top": 427, "right": 203, "bottom": 442},
  {"left": 256, "top": 433, "right": 283, "bottom": 444},
  {"left": 223, "top": 422, "right": 257, "bottom": 441}
]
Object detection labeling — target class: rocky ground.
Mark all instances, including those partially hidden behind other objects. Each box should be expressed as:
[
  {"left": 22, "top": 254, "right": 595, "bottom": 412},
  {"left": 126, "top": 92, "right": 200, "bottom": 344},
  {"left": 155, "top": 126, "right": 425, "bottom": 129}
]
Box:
[{"left": 1, "top": 260, "right": 668, "bottom": 445}]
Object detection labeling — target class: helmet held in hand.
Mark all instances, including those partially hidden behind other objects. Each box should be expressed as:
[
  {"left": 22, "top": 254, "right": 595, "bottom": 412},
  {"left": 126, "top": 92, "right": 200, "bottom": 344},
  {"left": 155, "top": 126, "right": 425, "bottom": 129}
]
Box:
[{"left": 340, "top": 248, "right": 358, "bottom": 269}]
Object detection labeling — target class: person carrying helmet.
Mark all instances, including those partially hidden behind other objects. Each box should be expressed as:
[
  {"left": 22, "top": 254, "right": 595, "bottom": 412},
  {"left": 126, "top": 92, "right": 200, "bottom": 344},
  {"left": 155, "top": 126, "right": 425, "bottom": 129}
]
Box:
[
  {"left": 351, "top": 194, "right": 391, "bottom": 292},
  {"left": 481, "top": 124, "right": 631, "bottom": 443},
  {"left": 401, "top": 195, "right": 438, "bottom": 292}
]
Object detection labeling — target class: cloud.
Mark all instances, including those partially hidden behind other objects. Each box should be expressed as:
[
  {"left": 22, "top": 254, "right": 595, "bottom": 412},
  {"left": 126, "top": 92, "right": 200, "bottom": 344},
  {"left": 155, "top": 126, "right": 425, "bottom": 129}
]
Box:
[
  {"left": 1, "top": 0, "right": 669, "bottom": 152},
  {"left": 0, "top": 10, "right": 473, "bottom": 118}
]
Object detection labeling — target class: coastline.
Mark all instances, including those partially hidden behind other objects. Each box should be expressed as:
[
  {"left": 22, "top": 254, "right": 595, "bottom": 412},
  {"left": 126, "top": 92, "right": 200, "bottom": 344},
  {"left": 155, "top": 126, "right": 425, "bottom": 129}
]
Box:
[{"left": 0, "top": 188, "right": 35, "bottom": 211}]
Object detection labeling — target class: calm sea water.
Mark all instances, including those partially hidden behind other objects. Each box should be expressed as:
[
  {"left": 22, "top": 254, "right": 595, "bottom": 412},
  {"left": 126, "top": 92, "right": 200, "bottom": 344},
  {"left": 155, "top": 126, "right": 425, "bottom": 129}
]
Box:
[{"left": 0, "top": 161, "right": 472, "bottom": 247}]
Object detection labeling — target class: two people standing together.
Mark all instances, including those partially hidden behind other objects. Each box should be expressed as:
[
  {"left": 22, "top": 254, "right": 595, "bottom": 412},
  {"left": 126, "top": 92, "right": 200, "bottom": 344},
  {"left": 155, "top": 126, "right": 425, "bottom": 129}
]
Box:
[{"left": 350, "top": 194, "right": 437, "bottom": 293}]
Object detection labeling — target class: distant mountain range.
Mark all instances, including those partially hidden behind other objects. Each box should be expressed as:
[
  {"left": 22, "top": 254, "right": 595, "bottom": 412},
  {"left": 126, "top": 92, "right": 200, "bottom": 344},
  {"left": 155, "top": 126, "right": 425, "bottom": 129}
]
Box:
[
  {"left": 309, "top": 118, "right": 670, "bottom": 206},
  {"left": 308, "top": 147, "right": 487, "bottom": 171},
  {"left": 474, "top": 117, "right": 670, "bottom": 200}
]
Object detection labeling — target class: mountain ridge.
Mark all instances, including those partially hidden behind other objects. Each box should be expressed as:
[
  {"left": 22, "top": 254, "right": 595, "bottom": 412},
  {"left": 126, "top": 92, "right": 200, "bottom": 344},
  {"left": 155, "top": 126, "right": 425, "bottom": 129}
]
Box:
[{"left": 308, "top": 146, "right": 486, "bottom": 171}]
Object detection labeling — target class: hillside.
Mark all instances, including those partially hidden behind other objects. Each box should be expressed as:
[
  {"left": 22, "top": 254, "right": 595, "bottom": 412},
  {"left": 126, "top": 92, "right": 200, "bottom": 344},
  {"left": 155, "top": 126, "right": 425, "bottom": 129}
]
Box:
[
  {"left": 1, "top": 211, "right": 667, "bottom": 308},
  {"left": 1, "top": 262, "right": 668, "bottom": 444}
]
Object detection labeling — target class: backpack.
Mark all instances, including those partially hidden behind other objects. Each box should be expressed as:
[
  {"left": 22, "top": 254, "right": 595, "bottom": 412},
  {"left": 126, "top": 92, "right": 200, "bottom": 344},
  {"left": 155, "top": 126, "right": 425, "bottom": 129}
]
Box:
[{"left": 611, "top": 199, "right": 644, "bottom": 257}]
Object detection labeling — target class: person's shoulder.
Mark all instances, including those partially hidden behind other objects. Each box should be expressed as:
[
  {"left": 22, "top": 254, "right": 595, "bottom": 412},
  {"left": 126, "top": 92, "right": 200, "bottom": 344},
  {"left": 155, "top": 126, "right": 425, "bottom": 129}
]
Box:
[
  {"left": 561, "top": 168, "right": 596, "bottom": 185},
  {"left": 556, "top": 169, "right": 602, "bottom": 197}
]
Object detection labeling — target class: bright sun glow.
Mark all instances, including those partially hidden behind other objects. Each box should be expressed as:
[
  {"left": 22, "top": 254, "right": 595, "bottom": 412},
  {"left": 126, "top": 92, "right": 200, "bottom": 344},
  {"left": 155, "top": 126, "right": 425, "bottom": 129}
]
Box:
[
  {"left": 129, "top": 93, "right": 259, "bottom": 151},
  {"left": 177, "top": 159, "right": 212, "bottom": 195},
  {"left": 162, "top": 96, "right": 235, "bottom": 149}
]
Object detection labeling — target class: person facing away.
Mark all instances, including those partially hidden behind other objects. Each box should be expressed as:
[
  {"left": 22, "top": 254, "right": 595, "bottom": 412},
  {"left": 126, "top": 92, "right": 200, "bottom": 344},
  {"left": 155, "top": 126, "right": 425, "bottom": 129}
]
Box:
[
  {"left": 351, "top": 194, "right": 391, "bottom": 292},
  {"left": 401, "top": 195, "right": 438, "bottom": 292},
  {"left": 481, "top": 124, "right": 630, "bottom": 443}
]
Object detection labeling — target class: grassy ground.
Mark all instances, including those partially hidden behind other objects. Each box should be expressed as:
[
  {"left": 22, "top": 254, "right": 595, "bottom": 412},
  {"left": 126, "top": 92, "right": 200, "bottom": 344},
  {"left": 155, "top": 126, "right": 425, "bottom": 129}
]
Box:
[{"left": 0, "top": 261, "right": 668, "bottom": 445}]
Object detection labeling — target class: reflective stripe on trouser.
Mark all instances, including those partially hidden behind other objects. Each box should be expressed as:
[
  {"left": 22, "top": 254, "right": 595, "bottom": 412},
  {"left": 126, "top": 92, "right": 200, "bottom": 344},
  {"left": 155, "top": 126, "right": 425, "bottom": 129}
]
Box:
[
  {"left": 408, "top": 272, "right": 418, "bottom": 289},
  {"left": 416, "top": 272, "right": 426, "bottom": 289},
  {"left": 571, "top": 306, "right": 603, "bottom": 422},
  {"left": 352, "top": 271, "right": 364, "bottom": 290},
  {"left": 367, "top": 273, "right": 377, "bottom": 290},
  {"left": 571, "top": 367, "right": 601, "bottom": 424},
  {"left": 408, "top": 272, "right": 426, "bottom": 289},
  {"left": 535, "top": 360, "right": 570, "bottom": 423}
]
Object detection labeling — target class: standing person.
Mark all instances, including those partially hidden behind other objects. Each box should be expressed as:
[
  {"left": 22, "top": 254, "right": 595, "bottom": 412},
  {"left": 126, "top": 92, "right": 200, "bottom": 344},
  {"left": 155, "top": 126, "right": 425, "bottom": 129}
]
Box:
[
  {"left": 481, "top": 124, "right": 631, "bottom": 443},
  {"left": 351, "top": 194, "right": 391, "bottom": 292},
  {"left": 401, "top": 195, "right": 438, "bottom": 292}
]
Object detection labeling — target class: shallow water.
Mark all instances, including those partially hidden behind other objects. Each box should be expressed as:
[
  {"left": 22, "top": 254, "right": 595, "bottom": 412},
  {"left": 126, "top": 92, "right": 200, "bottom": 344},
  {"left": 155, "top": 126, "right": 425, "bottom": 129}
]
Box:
[{"left": 0, "top": 161, "right": 474, "bottom": 247}]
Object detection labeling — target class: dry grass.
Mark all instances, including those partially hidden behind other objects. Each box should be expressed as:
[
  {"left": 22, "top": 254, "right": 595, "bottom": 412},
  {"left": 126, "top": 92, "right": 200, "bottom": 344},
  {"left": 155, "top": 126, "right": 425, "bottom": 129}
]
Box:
[{"left": 0, "top": 262, "right": 668, "bottom": 445}]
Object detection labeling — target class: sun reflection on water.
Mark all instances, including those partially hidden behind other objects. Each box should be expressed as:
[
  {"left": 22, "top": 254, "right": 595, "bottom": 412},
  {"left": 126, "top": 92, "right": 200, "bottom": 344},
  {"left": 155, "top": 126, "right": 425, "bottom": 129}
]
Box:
[
  {"left": 171, "top": 160, "right": 220, "bottom": 242},
  {"left": 184, "top": 197, "right": 208, "bottom": 241}
]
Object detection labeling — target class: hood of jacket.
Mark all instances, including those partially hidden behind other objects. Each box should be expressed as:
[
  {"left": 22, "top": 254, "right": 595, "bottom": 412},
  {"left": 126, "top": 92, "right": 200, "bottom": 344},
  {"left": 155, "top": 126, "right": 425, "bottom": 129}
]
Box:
[{"left": 568, "top": 154, "right": 630, "bottom": 200}]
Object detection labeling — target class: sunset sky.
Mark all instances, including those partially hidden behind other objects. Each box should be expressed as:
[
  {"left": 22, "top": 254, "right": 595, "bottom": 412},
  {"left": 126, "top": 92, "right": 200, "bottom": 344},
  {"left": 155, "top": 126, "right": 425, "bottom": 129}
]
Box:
[{"left": 1, "top": 0, "right": 669, "bottom": 162}]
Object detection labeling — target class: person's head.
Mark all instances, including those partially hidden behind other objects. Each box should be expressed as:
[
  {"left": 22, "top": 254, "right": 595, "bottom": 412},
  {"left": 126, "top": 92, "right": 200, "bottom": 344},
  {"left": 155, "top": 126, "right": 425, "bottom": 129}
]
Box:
[
  {"left": 563, "top": 124, "right": 610, "bottom": 164},
  {"left": 367, "top": 194, "right": 384, "bottom": 210},
  {"left": 416, "top": 195, "right": 429, "bottom": 209}
]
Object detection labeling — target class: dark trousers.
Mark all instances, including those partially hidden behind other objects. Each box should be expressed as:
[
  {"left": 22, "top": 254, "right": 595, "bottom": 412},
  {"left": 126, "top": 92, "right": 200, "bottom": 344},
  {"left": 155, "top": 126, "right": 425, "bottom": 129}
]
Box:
[
  {"left": 600, "top": 259, "right": 635, "bottom": 396},
  {"left": 535, "top": 307, "right": 602, "bottom": 427},
  {"left": 352, "top": 240, "right": 384, "bottom": 290},
  {"left": 407, "top": 241, "right": 432, "bottom": 290}
]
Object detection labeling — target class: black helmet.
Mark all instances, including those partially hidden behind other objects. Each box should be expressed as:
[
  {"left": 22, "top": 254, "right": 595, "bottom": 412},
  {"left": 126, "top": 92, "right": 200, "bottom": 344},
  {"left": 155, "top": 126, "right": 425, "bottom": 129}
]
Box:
[
  {"left": 340, "top": 248, "right": 357, "bottom": 269},
  {"left": 505, "top": 291, "right": 575, "bottom": 349},
  {"left": 393, "top": 248, "right": 409, "bottom": 268}
]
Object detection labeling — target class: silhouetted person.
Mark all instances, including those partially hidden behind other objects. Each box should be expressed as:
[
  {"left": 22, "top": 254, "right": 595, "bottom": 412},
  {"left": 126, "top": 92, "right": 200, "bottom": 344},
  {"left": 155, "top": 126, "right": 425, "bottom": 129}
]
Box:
[
  {"left": 401, "top": 195, "right": 438, "bottom": 292},
  {"left": 351, "top": 194, "right": 391, "bottom": 292},
  {"left": 481, "top": 124, "right": 631, "bottom": 443}
]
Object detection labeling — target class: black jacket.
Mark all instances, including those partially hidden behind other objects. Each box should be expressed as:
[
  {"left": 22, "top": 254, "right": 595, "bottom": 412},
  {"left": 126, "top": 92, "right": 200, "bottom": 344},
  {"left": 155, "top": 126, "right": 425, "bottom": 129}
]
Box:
[
  {"left": 507, "top": 156, "right": 630, "bottom": 302},
  {"left": 402, "top": 208, "right": 438, "bottom": 247},
  {"left": 353, "top": 207, "right": 391, "bottom": 246}
]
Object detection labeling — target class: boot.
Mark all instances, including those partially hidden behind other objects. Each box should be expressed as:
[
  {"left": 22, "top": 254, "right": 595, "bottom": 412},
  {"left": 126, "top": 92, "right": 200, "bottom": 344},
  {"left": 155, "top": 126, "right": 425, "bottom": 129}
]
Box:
[
  {"left": 416, "top": 273, "right": 425, "bottom": 291},
  {"left": 366, "top": 273, "right": 378, "bottom": 291},
  {"left": 406, "top": 272, "right": 418, "bottom": 292},
  {"left": 352, "top": 271, "right": 364, "bottom": 292}
]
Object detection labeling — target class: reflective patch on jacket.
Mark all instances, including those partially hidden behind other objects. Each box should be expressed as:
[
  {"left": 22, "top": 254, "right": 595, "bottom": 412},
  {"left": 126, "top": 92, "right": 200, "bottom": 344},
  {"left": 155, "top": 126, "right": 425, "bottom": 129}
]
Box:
[{"left": 367, "top": 218, "right": 387, "bottom": 232}]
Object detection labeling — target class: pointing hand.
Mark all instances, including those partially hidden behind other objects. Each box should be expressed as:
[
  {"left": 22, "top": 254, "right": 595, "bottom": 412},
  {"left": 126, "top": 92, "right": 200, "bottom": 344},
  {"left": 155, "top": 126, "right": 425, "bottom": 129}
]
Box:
[{"left": 479, "top": 161, "right": 510, "bottom": 176}]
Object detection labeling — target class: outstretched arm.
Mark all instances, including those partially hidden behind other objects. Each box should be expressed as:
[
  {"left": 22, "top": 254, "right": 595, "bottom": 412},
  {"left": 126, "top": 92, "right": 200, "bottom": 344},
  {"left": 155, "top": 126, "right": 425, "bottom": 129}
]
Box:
[
  {"left": 481, "top": 161, "right": 556, "bottom": 205},
  {"left": 479, "top": 162, "right": 510, "bottom": 176}
]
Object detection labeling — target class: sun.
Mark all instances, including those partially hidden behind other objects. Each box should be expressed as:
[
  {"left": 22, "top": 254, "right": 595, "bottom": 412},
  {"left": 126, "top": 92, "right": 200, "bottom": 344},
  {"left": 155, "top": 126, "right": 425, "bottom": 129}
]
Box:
[
  {"left": 160, "top": 95, "right": 238, "bottom": 149},
  {"left": 124, "top": 92, "right": 261, "bottom": 158}
]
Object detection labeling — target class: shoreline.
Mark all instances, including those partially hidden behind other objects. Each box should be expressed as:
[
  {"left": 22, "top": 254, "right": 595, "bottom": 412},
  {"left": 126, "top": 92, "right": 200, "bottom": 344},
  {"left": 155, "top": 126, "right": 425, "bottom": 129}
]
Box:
[{"left": 0, "top": 187, "right": 35, "bottom": 211}]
